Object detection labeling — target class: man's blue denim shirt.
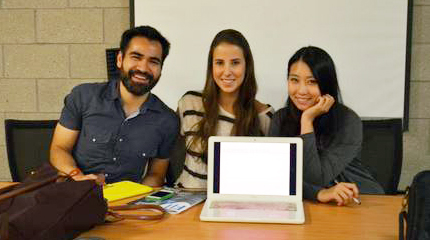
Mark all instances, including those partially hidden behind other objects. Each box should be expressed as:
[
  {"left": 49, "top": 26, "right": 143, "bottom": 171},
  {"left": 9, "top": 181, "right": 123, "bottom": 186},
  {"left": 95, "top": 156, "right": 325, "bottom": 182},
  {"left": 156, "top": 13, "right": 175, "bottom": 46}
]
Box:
[{"left": 59, "top": 80, "right": 179, "bottom": 183}]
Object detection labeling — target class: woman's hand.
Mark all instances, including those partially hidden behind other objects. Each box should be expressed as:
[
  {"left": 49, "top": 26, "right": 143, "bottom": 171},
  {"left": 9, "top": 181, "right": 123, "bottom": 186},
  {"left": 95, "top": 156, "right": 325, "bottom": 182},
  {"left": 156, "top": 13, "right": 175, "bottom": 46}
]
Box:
[
  {"left": 302, "top": 94, "right": 335, "bottom": 121},
  {"left": 300, "top": 94, "right": 335, "bottom": 134},
  {"left": 316, "top": 182, "right": 359, "bottom": 206}
]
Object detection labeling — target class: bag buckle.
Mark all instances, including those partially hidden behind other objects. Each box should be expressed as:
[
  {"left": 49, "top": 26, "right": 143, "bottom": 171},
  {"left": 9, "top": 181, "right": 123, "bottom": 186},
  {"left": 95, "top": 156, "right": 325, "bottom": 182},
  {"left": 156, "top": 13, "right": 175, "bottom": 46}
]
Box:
[{"left": 401, "top": 186, "right": 409, "bottom": 212}]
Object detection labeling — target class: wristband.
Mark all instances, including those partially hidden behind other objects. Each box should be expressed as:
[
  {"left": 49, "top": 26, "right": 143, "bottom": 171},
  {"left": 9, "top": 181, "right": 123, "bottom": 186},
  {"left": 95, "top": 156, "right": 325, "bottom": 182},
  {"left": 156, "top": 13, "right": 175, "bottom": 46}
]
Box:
[{"left": 68, "top": 168, "right": 82, "bottom": 177}]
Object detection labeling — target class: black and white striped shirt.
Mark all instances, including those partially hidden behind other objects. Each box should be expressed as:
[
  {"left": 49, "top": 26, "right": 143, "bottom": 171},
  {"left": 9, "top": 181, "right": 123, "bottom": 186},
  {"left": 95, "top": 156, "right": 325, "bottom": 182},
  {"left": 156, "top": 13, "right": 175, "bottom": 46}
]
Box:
[{"left": 175, "top": 91, "right": 274, "bottom": 188}]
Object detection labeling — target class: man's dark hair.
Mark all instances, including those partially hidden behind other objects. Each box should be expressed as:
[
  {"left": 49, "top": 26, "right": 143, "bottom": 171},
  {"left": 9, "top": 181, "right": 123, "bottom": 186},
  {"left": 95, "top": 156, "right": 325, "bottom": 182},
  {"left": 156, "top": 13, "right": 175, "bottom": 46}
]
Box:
[{"left": 120, "top": 25, "right": 170, "bottom": 63}]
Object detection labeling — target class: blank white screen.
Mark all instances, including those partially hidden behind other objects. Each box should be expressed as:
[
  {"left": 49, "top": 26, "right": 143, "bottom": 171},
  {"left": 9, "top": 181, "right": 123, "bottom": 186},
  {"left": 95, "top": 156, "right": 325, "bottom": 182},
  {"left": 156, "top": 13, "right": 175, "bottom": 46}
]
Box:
[
  {"left": 218, "top": 142, "right": 290, "bottom": 196},
  {"left": 134, "top": 0, "right": 408, "bottom": 118}
]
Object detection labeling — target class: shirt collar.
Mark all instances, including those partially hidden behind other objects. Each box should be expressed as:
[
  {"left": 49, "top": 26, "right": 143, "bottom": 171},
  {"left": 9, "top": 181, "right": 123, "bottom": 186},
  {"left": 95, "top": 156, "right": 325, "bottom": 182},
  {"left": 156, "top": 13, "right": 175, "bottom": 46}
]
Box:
[
  {"left": 104, "top": 79, "right": 120, "bottom": 101},
  {"left": 140, "top": 93, "right": 163, "bottom": 113}
]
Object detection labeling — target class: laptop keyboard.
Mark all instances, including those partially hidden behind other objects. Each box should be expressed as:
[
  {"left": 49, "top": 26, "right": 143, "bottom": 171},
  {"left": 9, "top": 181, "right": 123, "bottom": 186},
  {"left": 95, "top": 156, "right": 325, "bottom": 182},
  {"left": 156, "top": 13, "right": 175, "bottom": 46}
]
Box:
[{"left": 209, "top": 201, "right": 297, "bottom": 211}]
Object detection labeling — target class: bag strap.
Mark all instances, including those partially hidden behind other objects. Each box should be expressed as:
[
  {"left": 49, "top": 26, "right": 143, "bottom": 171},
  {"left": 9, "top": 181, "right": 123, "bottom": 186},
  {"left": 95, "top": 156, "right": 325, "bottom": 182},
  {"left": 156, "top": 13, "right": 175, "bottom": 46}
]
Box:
[
  {"left": 0, "top": 174, "right": 61, "bottom": 203},
  {"left": 0, "top": 184, "right": 19, "bottom": 195},
  {"left": 399, "top": 210, "right": 407, "bottom": 240},
  {"left": 399, "top": 186, "right": 409, "bottom": 240},
  {"left": 107, "top": 204, "right": 167, "bottom": 220},
  {"left": 0, "top": 163, "right": 83, "bottom": 203},
  {"left": 1, "top": 213, "right": 9, "bottom": 240}
]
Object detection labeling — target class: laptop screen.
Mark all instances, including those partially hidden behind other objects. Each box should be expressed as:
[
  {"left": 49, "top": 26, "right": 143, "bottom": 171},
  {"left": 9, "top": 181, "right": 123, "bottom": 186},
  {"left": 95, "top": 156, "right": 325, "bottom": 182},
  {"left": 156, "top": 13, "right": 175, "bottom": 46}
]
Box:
[{"left": 213, "top": 141, "right": 297, "bottom": 196}]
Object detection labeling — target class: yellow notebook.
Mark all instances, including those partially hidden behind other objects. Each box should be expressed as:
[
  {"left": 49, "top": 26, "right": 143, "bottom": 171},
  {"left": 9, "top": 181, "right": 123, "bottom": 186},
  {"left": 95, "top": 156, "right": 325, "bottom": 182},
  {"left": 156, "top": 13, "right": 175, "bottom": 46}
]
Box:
[{"left": 103, "top": 181, "right": 153, "bottom": 202}]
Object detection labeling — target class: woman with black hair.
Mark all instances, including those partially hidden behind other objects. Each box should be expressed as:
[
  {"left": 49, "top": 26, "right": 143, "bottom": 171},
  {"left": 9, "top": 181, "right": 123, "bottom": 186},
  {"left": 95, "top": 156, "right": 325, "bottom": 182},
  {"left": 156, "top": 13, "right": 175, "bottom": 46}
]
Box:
[{"left": 269, "top": 46, "right": 383, "bottom": 205}]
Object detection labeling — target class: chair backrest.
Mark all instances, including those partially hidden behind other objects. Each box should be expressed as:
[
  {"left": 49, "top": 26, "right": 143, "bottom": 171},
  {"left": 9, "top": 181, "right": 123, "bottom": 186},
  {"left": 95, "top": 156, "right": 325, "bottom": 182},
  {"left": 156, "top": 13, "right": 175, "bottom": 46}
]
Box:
[
  {"left": 361, "top": 118, "right": 403, "bottom": 194},
  {"left": 166, "top": 135, "right": 186, "bottom": 187},
  {"left": 106, "top": 48, "right": 120, "bottom": 81},
  {"left": 5, "top": 119, "right": 58, "bottom": 182}
]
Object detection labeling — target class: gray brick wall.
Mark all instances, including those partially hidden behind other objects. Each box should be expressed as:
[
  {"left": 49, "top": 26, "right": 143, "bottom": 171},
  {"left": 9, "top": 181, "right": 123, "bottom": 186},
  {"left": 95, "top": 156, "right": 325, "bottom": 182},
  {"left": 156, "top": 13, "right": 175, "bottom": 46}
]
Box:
[
  {"left": 2, "top": 0, "right": 68, "bottom": 8},
  {"left": 36, "top": 9, "right": 104, "bottom": 43},
  {"left": 0, "top": 10, "right": 35, "bottom": 43},
  {"left": 0, "top": 79, "right": 37, "bottom": 112},
  {"left": 4, "top": 45, "right": 69, "bottom": 78},
  {"left": 0, "top": 46, "right": 3, "bottom": 78},
  {"left": 0, "top": 0, "right": 129, "bottom": 181},
  {"left": 411, "top": 44, "right": 430, "bottom": 80},
  {"left": 69, "top": 0, "right": 129, "bottom": 8},
  {"left": 0, "top": 1, "right": 428, "bottom": 189},
  {"left": 70, "top": 44, "right": 108, "bottom": 78},
  {"left": 401, "top": 1, "right": 430, "bottom": 189}
]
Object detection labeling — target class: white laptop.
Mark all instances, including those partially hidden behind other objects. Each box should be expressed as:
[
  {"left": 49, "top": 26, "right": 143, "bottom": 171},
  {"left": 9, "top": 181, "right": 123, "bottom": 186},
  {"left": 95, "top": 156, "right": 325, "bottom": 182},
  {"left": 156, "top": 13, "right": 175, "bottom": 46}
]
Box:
[{"left": 200, "top": 136, "right": 305, "bottom": 224}]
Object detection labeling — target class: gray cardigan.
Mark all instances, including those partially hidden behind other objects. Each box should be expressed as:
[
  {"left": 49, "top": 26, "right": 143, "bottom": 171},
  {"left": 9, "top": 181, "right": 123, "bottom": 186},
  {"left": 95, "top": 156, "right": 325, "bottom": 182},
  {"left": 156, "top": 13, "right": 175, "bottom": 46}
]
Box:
[{"left": 269, "top": 104, "right": 384, "bottom": 201}]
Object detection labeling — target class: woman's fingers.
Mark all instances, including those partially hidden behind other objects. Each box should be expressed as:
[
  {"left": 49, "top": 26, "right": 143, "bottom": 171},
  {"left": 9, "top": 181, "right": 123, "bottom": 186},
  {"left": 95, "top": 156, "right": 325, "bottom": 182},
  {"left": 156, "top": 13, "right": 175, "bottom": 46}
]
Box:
[
  {"left": 315, "top": 94, "right": 335, "bottom": 113},
  {"left": 337, "top": 182, "right": 361, "bottom": 205},
  {"left": 341, "top": 182, "right": 360, "bottom": 198},
  {"left": 336, "top": 186, "right": 353, "bottom": 205},
  {"left": 334, "top": 194, "right": 344, "bottom": 206},
  {"left": 339, "top": 183, "right": 355, "bottom": 198},
  {"left": 338, "top": 189, "right": 349, "bottom": 201},
  {"left": 316, "top": 181, "right": 361, "bottom": 206},
  {"left": 302, "top": 94, "right": 335, "bottom": 121},
  {"left": 321, "top": 94, "right": 335, "bottom": 112}
]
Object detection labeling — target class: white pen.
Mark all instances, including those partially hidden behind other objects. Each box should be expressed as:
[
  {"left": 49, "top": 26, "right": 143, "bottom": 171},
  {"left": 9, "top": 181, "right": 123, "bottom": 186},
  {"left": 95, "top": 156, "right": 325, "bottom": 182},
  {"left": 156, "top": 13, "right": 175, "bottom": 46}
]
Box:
[{"left": 334, "top": 180, "right": 361, "bottom": 205}]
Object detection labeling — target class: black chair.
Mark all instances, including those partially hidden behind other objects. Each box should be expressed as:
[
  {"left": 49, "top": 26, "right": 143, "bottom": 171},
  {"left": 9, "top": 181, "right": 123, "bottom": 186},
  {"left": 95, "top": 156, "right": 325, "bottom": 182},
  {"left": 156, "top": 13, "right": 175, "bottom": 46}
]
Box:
[
  {"left": 361, "top": 118, "right": 403, "bottom": 195},
  {"left": 106, "top": 48, "right": 120, "bottom": 81},
  {"left": 166, "top": 135, "right": 186, "bottom": 187},
  {"left": 5, "top": 119, "right": 58, "bottom": 182}
]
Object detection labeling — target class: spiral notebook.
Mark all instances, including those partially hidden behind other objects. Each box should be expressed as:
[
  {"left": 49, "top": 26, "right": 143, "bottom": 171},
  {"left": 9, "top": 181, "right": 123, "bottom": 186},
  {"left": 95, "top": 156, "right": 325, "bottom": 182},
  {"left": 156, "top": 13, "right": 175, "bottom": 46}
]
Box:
[{"left": 103, "top": 181, "right": 153, "bottom": 202}]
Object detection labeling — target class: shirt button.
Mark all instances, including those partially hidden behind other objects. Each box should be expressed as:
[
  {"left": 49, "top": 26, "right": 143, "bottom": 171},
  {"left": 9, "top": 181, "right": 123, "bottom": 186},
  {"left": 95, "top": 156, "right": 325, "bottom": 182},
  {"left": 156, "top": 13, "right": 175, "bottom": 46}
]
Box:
[
  {"left": 92, "top": 138, "right": 96, "bottom": 142},
  {"left": 119, "top": 138, "right": 123, "bottom": 142},
  {"left": 104, "top": 174, "right": 108, "bottom": 177},
  {"left": 113, "top": 157, "right": 117, "bottom": 161},
  {"left": 142, "top": 153, "right": 146, "bottom": 157}
]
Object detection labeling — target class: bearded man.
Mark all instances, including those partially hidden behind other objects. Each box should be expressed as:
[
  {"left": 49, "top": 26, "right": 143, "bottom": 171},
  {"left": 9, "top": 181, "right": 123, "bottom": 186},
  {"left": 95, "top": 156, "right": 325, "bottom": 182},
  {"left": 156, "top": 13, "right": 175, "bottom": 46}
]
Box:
[{"left": 50, "top": 26, "right": 179, "bottom": 186}]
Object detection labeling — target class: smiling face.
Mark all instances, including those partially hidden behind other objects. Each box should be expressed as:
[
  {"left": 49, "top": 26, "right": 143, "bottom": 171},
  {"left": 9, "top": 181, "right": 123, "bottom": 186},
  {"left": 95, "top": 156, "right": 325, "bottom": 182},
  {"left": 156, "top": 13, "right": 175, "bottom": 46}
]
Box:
[
  {"left": 212, "top": 42, "right": 246, "bottom": 97},
  {"left": 116, "top": 36, "right": 163, "bottom": 96},
  {"left": 288, "top": 60, "right": 322, "bottom": 111}
]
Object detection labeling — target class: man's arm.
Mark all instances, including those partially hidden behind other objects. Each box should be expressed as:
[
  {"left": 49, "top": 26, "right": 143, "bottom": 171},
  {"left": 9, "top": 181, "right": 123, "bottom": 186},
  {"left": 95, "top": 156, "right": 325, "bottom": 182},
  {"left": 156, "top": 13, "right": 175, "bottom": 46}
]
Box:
[
  {"left": 142, "top": 158, "right": 169, "bottom": 187},
  {"left": 50, "top": 123, "right": 101, "bottom": 182}
]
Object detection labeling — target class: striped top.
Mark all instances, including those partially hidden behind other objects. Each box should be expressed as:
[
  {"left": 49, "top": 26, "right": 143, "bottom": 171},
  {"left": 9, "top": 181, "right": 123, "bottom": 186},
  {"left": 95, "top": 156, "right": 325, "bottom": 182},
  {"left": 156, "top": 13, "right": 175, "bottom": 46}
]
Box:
[{"left": 175, "top": 91, "right": 274, "bottom": 189}]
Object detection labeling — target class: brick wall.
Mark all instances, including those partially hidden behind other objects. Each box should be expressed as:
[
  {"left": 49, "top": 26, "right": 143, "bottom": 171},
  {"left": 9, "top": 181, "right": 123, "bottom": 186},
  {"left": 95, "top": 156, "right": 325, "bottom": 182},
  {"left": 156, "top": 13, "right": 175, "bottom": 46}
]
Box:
[
  {"left": 0, "top": 0, "right": 129, "bottom": 180},
  {"left": 0, "top": 0, "right": 429, "bottom": 189},
  {"left": 403, "top": 0, "right": 430, "bottom": 188}
]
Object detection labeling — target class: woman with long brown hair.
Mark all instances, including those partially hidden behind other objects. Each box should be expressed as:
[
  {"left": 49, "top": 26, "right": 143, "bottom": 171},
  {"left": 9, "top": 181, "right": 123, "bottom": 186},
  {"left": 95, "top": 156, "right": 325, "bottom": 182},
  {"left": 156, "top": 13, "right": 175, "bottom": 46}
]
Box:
[{"left": 175, "top": 29, "right": 273, "bottom": 188}]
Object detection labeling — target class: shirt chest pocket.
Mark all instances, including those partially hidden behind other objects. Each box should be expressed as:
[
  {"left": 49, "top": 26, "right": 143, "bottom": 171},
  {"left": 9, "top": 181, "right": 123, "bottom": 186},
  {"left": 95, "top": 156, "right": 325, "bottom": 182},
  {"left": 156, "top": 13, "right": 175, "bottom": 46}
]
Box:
[
  {"left": 137, "top": 147, "right": 158, "bottom": 159},
  {"left": 118, "top": 145, "right": 158, "bottom": 172},
  {"left": 126, "top": 132, "right": 161, "bottom": 160},
  {"left": 80, "top": 125, "right": 113, "bottom": 160},
  {"left": 83, "top": 124, "right": 112, "bottom": 143}
]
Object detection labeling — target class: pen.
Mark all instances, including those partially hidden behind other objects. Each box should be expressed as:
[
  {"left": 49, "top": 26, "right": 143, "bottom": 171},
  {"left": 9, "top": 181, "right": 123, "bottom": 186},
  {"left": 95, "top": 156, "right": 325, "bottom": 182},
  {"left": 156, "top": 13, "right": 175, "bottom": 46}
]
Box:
[{"left": 334, "top": 180, "right": 361, "bottom": 205}]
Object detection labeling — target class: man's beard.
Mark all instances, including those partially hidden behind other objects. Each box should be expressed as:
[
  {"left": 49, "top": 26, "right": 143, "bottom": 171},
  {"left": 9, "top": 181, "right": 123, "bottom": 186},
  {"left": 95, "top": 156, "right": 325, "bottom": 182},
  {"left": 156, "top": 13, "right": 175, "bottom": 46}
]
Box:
[{"left": 120, "top": 69, "right": 159, "bottom": 96}]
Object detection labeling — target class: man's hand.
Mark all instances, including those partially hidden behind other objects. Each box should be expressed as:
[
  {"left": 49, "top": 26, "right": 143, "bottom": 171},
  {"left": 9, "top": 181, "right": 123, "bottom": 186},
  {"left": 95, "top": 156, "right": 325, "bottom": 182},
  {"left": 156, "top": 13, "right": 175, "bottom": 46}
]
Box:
[{"left": 72, "top": 173, "right": 105, "bottom": 185}]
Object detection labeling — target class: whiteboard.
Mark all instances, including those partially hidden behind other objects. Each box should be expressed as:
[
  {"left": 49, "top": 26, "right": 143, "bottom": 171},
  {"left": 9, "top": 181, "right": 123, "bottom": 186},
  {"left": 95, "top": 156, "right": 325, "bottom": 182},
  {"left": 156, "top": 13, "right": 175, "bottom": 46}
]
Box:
[{"left": 132, "top": 0, "right": 411, "bottom": 118}]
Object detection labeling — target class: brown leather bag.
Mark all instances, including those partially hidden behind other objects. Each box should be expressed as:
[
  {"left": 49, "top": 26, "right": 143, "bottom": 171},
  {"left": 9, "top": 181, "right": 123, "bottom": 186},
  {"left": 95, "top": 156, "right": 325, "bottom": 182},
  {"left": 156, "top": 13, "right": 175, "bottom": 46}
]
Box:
[{"left": 0, "top": 164, "right": 166, "bottom": 240}]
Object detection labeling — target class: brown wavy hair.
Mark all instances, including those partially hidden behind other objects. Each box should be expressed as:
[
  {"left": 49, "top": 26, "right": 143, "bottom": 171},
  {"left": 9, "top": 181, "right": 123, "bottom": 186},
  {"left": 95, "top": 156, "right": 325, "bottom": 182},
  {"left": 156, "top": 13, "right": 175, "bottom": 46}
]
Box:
[{"left": 191, "top": 29, "right": 262, "bottom": 160}]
